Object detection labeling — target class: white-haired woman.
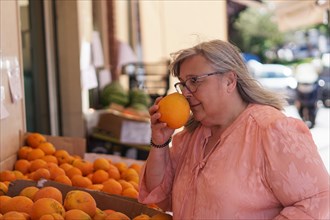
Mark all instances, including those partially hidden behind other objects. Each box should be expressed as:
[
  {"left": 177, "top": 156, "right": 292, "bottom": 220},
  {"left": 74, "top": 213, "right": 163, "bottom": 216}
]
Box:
[{"left": 138, "top": 40, "right": 329, "bottom": 219}]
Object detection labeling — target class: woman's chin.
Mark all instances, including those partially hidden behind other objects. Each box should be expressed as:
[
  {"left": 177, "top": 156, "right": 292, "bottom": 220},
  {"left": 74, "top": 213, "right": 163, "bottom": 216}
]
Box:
[{"left": 191, "top": 111, "right": 203, "bottom": 122}]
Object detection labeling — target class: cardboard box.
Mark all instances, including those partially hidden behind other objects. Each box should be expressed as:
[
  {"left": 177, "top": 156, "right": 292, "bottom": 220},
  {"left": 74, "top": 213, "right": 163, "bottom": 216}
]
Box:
[
  {"left": 23, "top": 133, "right": 86, "bottom": 158},
  {"left": 97, "top": 109, "right": 151, "bottom": 145},
  {"left": 7, "top": 179, "right": 170, "bottom": 219}
]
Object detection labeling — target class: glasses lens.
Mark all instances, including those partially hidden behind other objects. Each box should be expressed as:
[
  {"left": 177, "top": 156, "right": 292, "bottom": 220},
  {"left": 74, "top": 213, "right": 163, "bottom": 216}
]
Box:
[{"left": 185, "top": 79, "right": 197, "bottom": 93}]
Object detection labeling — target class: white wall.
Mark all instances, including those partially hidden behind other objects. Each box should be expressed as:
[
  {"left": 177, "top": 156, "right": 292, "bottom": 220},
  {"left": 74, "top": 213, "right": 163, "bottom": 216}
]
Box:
[{"left": 115, "top": 1, "right": 228, "bottom": 62}]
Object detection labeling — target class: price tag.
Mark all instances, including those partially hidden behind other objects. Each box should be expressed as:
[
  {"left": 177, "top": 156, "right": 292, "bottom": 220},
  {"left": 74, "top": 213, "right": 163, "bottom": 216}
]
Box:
[{"left": 8, "top": 66, "right": 23, "bottom": 103}]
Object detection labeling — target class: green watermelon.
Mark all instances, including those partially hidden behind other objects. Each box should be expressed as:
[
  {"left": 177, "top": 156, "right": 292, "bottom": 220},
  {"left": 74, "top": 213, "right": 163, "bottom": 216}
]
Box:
[{"left": 100, "top": 81, "right": 129, "bottom": 107}]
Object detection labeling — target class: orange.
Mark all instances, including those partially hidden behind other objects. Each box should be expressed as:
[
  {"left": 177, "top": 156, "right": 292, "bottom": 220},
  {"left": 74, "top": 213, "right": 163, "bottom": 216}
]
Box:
[
  {"left": 0, "top": 196, "right": 11, "bottom": 214},
  {"left": 105, "top": 212, "right": 130, "bottom": 220},
  {"left": 30, "top": 198, "right": 65, "bottom": 220},
  {"left": 92, "top": 170, "right": 109, "bottom": 184},
  {"left": 41, "top": 155, "right": 58, "bottom": 164},
  {"left": 64, "top": 190, "right": 97, "bottom": 217},
  {"left": 54, "top": 175, "right": 72, "bottom": 186},
  {"left": 114, "top": 162, "right": 128, "bottom": 174},
  {"left": 14, "top": 159, "right": 31, "bottom": 175},
  {"left": 102, "top": 179, "right": 122, "bottom": 195},
  {"left": 39, "top": 214, "right": 56, "bottom": 220},
  {"left": 103, "top": 209, "right": 115, "bottom": 215},
  {"left": 86, "top": 173, "right": 93, "bottom": 181},
  {"left": 1, "top": 195, "right": 33, "bottom": 214},
  {"left": 93, "top": 158, "right": 110, "bottom": 171},
  {"left": 107, "top": 164, "right": 121, "bottom": 180},
  {"left": 72, "top": 160, "right": 93, "bottom": 176},
  {"left": 126, "top": 175, "right": 139, "bottom": 185},
  {"left": 0, "top": 182, "right": 8, "bottom": 196},
  {"left": 121, "top": 187, "right": 138, "bottom": 199},
  {"left": 29, "top": 159, "right": 48, "bottom": 172},
  {"left": 87, "top": 184, "right": 103, "bottom": 191},
  {"left": 54, "top": 150, "right": 72, "bottom": 165},
  {"left": 65, "top": 167, "right": 82, "bottom": 179},
  {"left": 93, "top": 208, "right": 107, "bottom": 220},
  {"left": 33, "top": 186, "right": 63, "bottom": 204},
  {"left": 158, "top": 92, "right": 190, "bottom": 129},
  {"left": 49, "top": 166, "right": 66, "bottom": 180},
  {"left": 0, "top": 171, "right": 16, "bottom": 182},
  {"left": 39, "top": 213, "right": 64, "bottom": 220},
  {"left": 47, "top": 162, "right": 58, "bottom": 170},
  {"left": 59, "top": 163, "right": 73, "bottom": 172},
  {"left": 133, "top": 214, "right": 151, "bottom": 220},
  {"left": 121, "top": 168, "right": 139, "bottom": 181},
  {"left": 19, "top": 186, "right": 39, "bottom": 200},
  {"left": 50, "top": 213, "right": 65, "bottom": 220},
  {"left": 32, "top": 168, "right": 51, "bottom": 181},
  {"left": 26, "top": 133, "right": 47, "bottom": 148},
  {"left": 129, "top": 181, "right": 139, "bottom": 191},
  {"left": 3, "top": 181, "right": 10, "bottom": 188},
  {"left": 27, "top": 148, "right": 45, "bottom": 161},
  {"left": 17, "top": 146, "right": 33, "bottom": 159},
  {"left": 2, "top": 211, "right": 27, "bottom": 220},
  {"left": 129, "top": 163, "right": 142, "bottom": 174},
  {"left": 37, "top": 142, "right": 56, "bottom": 155},
  {"left": 71, "top": 175, "right": 93, "bottom": 188},
  {"left": 12, "top": 170, "right": 25, "bottom": 180},
  {"left": 26, "top": 172, "right": 35, "bottom": 180},
  {"left": 117, "top": 180, "right": 134, "bottom": 191},
  {"left": 64, "top": 209, "right": 91, "bottom": 220}
]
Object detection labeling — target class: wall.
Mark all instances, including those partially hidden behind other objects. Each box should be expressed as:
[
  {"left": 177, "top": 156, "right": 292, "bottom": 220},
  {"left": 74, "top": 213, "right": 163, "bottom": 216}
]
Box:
[
  {"left": 114, "top": 1, "right": 228, "bottom": 93},
  {"left": 0, "top": 0, "right": 25, "bottom": 171},
  {"left": 115, "top": 1, "right": 228, "bottom": 62},
  {"left": 55, "top": 0, "right": 94, "bottom": 138}
]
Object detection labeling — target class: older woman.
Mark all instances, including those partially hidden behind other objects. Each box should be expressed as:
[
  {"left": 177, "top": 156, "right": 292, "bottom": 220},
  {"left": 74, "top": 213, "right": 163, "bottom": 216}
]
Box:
[{"left": 138, "top": 40, "right": 329, "bottom": 219}]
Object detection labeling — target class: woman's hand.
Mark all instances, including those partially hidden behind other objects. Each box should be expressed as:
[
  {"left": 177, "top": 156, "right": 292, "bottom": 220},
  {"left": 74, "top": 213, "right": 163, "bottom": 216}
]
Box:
[{"left": 149, "top": 97, "right": 175, "bottom": 145}]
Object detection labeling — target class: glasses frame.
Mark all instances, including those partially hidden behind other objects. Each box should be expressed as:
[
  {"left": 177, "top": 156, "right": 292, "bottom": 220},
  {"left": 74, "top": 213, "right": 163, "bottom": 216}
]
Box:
[{"left": 174, "top": 71, "right": 222, "bottom": 94}]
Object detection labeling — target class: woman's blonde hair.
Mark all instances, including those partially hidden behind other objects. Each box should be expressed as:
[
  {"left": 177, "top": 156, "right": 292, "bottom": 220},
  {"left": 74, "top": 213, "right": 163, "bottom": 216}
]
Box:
[{"left": 169, "top": 40, "right": 287, "bottom": 131}]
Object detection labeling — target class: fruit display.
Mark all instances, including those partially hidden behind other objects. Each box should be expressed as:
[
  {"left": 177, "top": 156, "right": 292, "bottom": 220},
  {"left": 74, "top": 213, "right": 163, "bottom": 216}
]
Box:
[
  {"left": 0, "top": 185, "right": 171, "bottom": 220},
  {"left": 0, "top": 132, "right": 172, "bottom": 219},
  {"left": 100, "top": 81, "right": 152, "bottom": 118},
  {"left": 158, "top": 92, "right": 190, "bottom": 129},
  {"left": 128, "top": 89, "right": 151, "bottom": 109}
]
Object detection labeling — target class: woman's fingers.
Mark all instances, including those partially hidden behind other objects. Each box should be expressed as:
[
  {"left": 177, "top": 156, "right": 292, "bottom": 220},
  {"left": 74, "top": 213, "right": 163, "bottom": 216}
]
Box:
[
  {"left": 149, "top": 96, "right": 163, "bottom": 124},
  {"left": 150, "top": 113, "right": 161, "bottom": 124}
]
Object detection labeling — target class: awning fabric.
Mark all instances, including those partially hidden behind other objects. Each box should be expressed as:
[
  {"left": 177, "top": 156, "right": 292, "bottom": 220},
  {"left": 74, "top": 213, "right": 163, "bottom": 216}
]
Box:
[{"left": 272, "top": 0, "right": 329, "bottom": 32}]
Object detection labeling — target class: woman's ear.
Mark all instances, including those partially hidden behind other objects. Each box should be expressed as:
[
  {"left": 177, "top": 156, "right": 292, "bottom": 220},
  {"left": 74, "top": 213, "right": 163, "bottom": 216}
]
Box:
[{"left": 225, "top": 71, "right": 237, "bottom": 92}]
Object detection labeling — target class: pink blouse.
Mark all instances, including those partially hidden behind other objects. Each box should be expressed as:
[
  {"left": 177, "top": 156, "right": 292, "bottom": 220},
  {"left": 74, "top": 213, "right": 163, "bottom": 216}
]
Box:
[{"left": 138, "top": 104, "right": 329, "bottom": 219}]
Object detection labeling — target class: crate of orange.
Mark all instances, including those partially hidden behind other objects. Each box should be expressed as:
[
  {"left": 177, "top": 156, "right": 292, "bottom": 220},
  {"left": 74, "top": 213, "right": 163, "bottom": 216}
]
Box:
[{"left": 5, "top": 179, "right": 171, "bottom": 220}]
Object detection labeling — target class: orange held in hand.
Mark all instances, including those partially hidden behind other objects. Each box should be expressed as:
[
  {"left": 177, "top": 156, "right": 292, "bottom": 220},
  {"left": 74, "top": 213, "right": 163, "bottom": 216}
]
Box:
[{"left": 158, "top": 92, "right": 190, "bottom": 129}]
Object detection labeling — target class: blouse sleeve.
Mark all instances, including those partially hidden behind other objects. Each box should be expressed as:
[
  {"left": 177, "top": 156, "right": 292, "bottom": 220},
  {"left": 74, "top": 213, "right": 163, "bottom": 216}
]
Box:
[
  {"left": 263, "top": 117, "right": 329, "bottom": 219},
  {"left": 138, "top": 130, "right": 188, "bottom": 210}
]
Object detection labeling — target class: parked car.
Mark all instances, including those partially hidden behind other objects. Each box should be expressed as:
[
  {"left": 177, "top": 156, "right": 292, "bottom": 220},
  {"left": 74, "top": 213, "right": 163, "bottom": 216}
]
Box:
[{"left": 254, "top": 64, "right": 297, "bottom": 104}]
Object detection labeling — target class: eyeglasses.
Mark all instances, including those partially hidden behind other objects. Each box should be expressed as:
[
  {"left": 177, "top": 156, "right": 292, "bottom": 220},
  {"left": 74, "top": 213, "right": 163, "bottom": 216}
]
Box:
[{"left": 174, "top": 71, "right": 223, "bottom": 94}]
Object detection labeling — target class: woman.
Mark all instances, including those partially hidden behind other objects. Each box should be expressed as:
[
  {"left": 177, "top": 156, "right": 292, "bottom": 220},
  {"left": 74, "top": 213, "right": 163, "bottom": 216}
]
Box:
[{"left": 138, "top": 40, "right": 329, "bottom": 219}]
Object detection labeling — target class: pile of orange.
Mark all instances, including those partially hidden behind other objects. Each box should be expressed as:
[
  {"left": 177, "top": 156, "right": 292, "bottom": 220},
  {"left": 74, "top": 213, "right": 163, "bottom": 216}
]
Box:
[
  {"left": 0, "top": 133, "right": 142, "bottom": 200},
  {"left": 0, "top": 186, "right": 170, "bottom": 220}
]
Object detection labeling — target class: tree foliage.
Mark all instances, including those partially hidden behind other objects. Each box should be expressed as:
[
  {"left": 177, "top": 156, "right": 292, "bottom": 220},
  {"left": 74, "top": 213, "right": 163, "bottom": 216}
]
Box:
[{"left": 231, "top": 7, "right": 285, "bottom": 62}]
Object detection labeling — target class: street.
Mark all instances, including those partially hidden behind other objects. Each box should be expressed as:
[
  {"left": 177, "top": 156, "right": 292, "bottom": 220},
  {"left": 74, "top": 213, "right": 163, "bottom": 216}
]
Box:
[{"left": 284, "top": 104, "right": 330, "bottom": 173}]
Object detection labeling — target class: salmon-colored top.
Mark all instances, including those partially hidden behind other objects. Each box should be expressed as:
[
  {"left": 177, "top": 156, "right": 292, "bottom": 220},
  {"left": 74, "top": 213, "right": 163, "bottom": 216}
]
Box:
[{"left": 138, "top": 104, "right": 329, "bottom": 219}]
